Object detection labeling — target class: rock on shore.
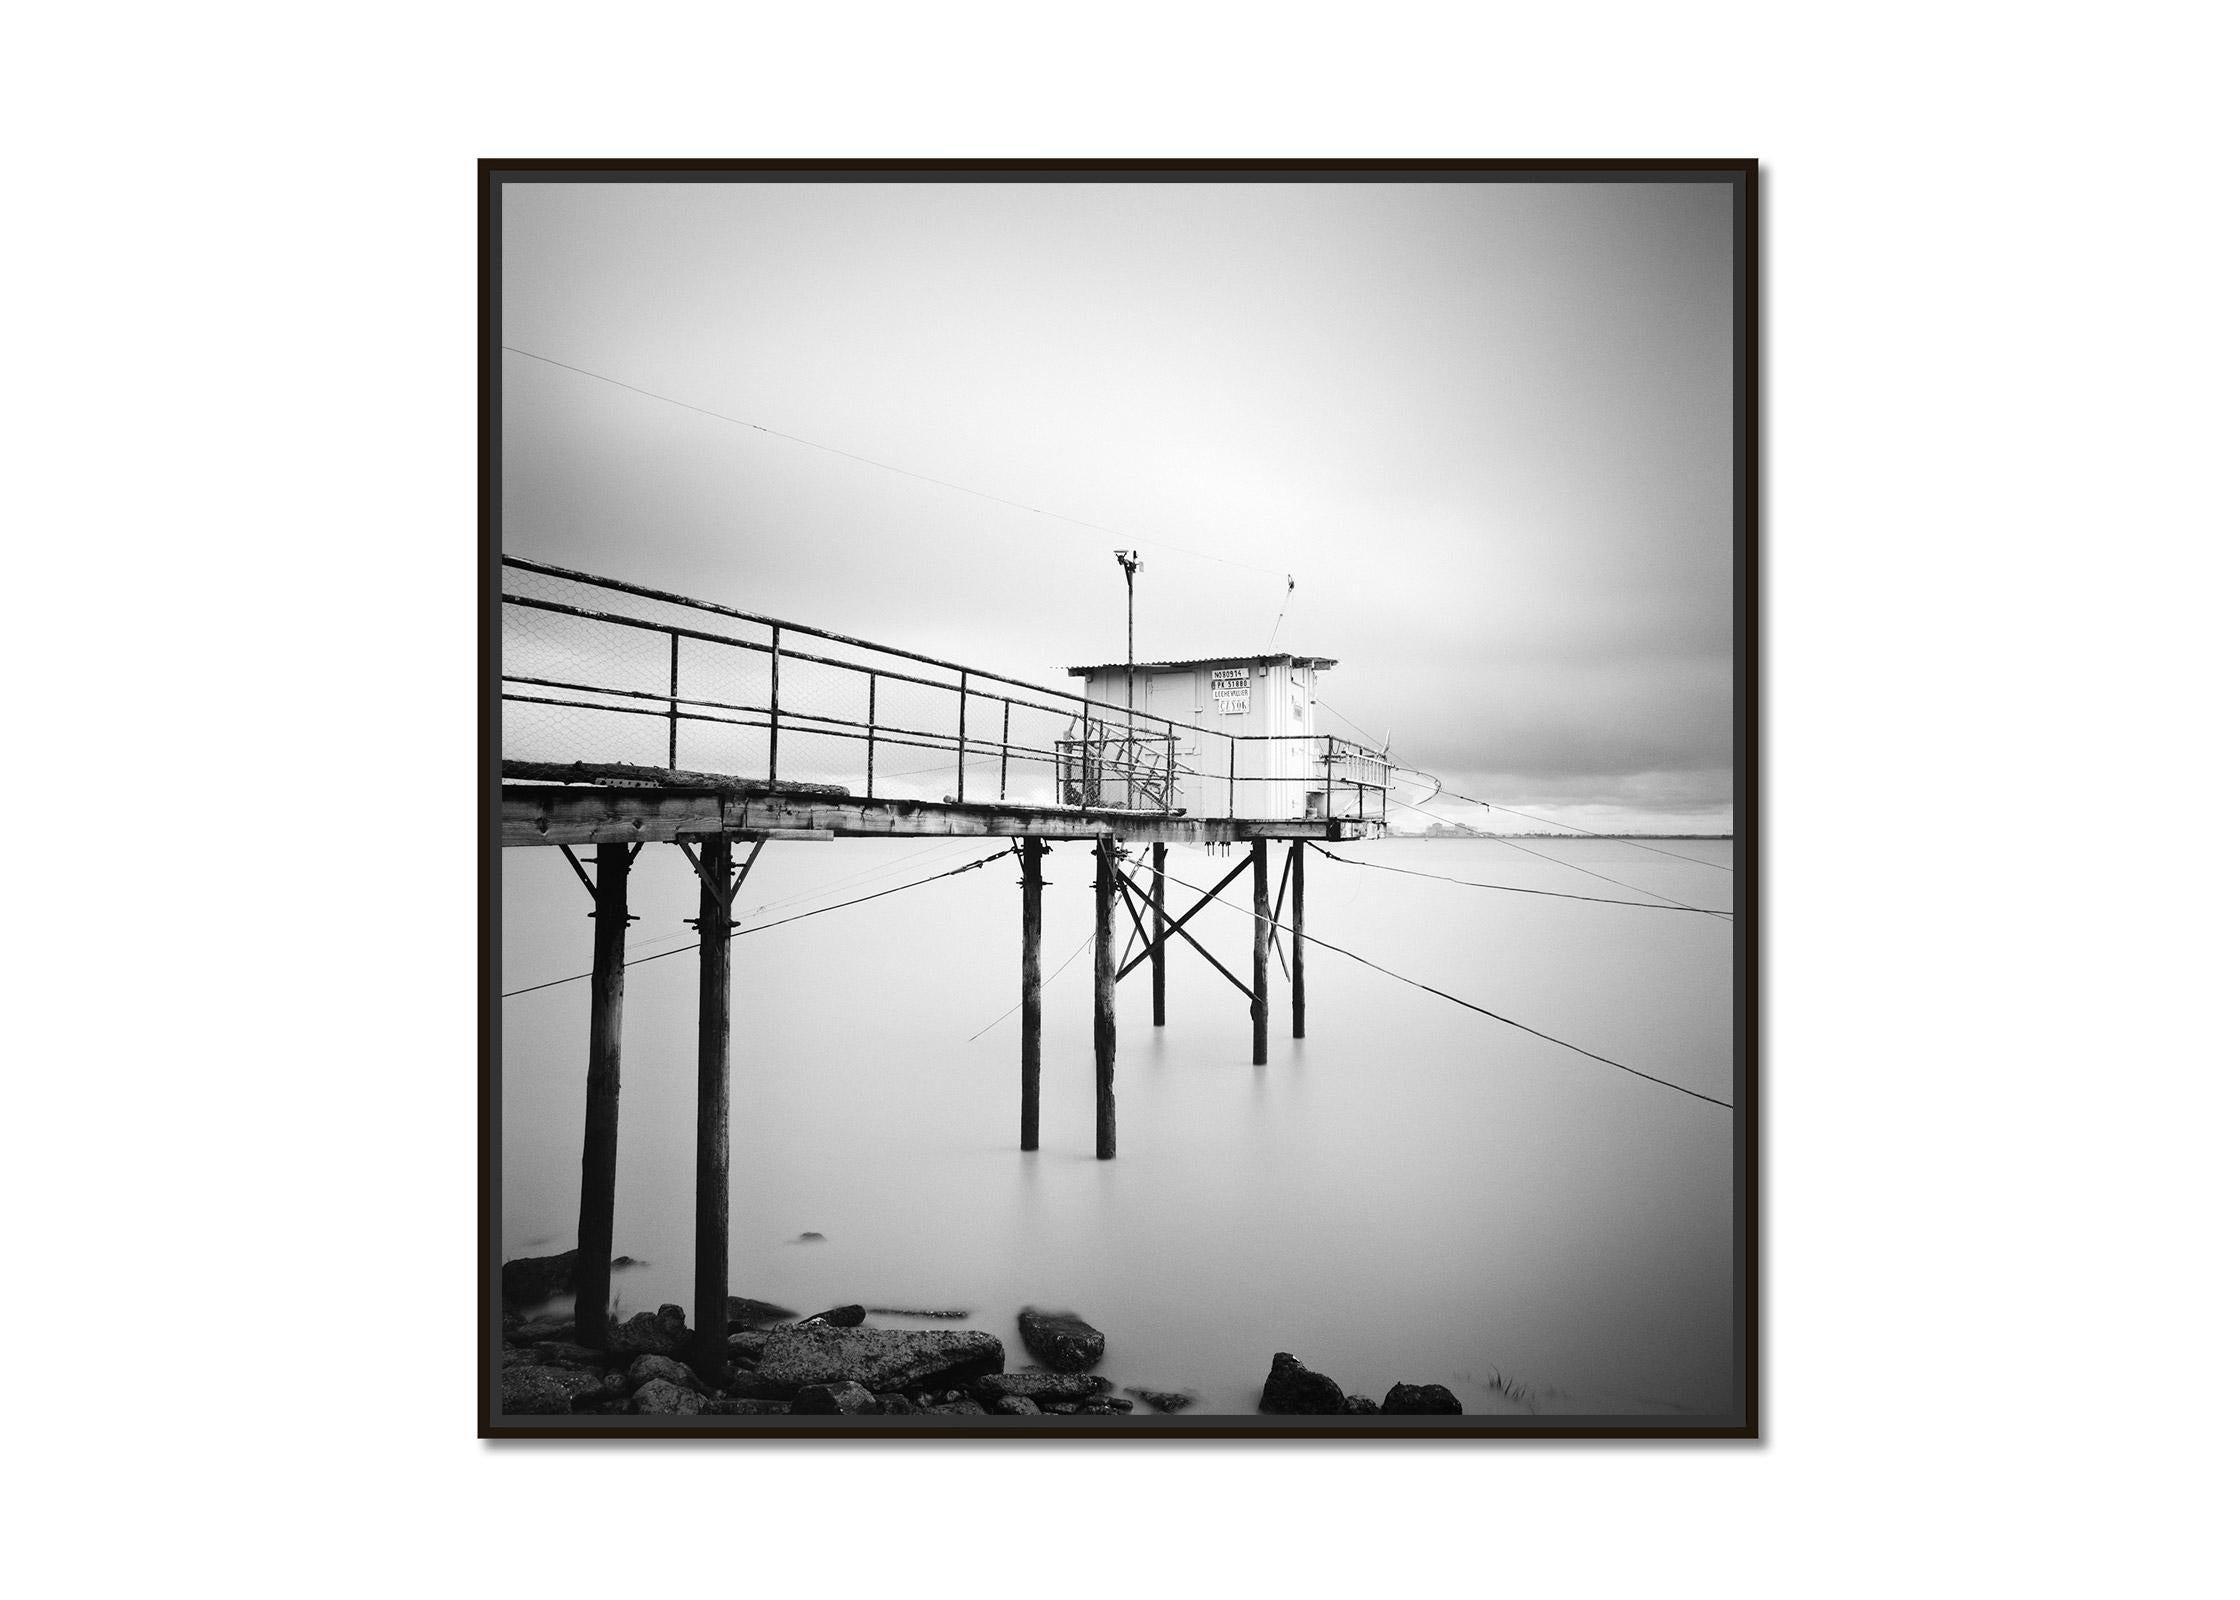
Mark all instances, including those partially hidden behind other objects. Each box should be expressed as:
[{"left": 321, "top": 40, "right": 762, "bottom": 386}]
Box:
[
  {"left": 729, "top": 1326, "right": 1005, "bottom": 1400},
  {"left": 609, "top": 1304, "right": 691, "bottom": 1357},
  {"left": 1258, "top": 1353, "right": 1350, "bottom": 1415},
  {"left": 500, "top": 1364, "right": 605, "bottom": 1414},
  {"left": 500, "top": 1249, "right": 642, "bottom": 1310},
  {"left": 973, "top": 1371, "right": 1111, "bottom": 1404},
  {"left": 1381, "top": 1382, "right": 1463, "bottom": 1415},
  {"left": 1017, "top": 1308, "right": 1105, "bottom": 1372}
]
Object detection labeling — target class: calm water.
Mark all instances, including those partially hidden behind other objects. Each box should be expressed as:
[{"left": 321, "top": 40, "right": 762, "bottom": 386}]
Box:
[{"left": 499, "top": 835, "right": 1736, "bottom": 1416}]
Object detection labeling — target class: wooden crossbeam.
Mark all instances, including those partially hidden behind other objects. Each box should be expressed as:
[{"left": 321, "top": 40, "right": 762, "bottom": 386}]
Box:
[
  {"left": 1116, "top": 853, "right": 1253, "bottom": 982},
  {"left": 1113, "top": 866, "right": 1255, "bottom": 1005}
]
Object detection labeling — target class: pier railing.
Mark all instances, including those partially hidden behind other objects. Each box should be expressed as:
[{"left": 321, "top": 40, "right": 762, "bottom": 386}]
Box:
[{"left": 500, "top": 556, "right": 1389, "bottom": 823}]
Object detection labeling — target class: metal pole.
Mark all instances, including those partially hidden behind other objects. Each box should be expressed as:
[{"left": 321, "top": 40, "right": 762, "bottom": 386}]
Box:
[
  {"left": 999, "top": 701, "right": 1010, "bottom": 801},
  {"left": 767, "top": 627, "right": 781, "bottom": 783},
  {"left": 1094, "top": 840, "right": 1117, "bottom": 1159},
  {"left": 667, "top": 633, "right": 680, "bottom": 770},
  {"left": 865, "top": 674, "right": 877, "bottom": 798},
  {"left": 690, "top": 832, "right": 734, "bottom": 1383},
  {"left": 1290, "top": 839, "right": 1306, "bottom": 1040},
  {"left": 1251, "top": 839, "right": 1270, "bottom": 1065},
  {"left": 1151, "top": 841, "right": 1167, "bottom": 1027},
  {"left": 956, "top": 672, "right": 968, "bottom": 801},
  {"left": 1228, "top": 739, "right": 1237, "bottom": 819},
  {"left": 573, "top": 842, "right": 631, "bottom": 1344},
  {"left": 1021, "top": 838, "right": 1043, "bottom": 1151}
]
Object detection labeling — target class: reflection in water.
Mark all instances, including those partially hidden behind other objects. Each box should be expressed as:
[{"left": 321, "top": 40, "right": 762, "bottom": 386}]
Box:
[{"left": 502, "top": 838, "right": 1736, "bottom": 1415}]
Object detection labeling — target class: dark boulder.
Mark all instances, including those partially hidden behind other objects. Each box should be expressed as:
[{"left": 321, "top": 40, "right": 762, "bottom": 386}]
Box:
[
  {"left": 1126, "top": 1388, "right": 1197, "bottom": 1414},
  {"left": 990, "top": 1396, "right": 1040, "bottom": 1416},
  {"left": 1076, "top": 1396, "right": 1135, "bottom": 1416},
  {"left": 1380, "top": 1382, "right": 1464, "bottom": 1415},
  {"left": 501, "top": 1249, "right": 577, "bottom": 1310},
  {"left": 726, "top": 1296, "right": 796, "bottom": 1330},
  {"left": 535, "top": 1341, "right": 606, "bottom": 1369},
  {"left": 730, "top": 1326, "right": 1005, "bottom": 1400},
  {"left": 1017, "top": 1308, "right": 1105, "bottom": 1372},
  {"left": 1258, "top": 1353, "right": 1349, "bottom": 1415},
  {"left": 793, "top": 1381, "right": 881, "bottom": 1415},
  {"left": 500, "top": 1364, "right": 604, "bottom": 1414},
  {"left": 796, "top": 1304, "right": 866, "bottom": 1329},
  {"left": 972, "top": 1371, "right": 1110, "bottom": 1405},
  {"left": 1041, "top": 1401, "right": 1081, "bottom": 1415},
  {"left": 626, "top": 1354, "right": 699, "bottom": 1393},
  {"left": 609, "top": 1304, "right": 690, "bottom": 1357},
  {"left": 630, "top": 1379, "right": 706, "bottom": 1415},
  {"left": 875, "top": 1392, "right": 917, "bottom": 1414},
  {"left": 1345, "top": 1395, "right": 1381, "bottom": 1414},
  {"left": 922, "top": 1399, "right": 989, "bottom": 1415},
  {"left": 727, "top": 1330, "right": 770, "bottom": 1364}
]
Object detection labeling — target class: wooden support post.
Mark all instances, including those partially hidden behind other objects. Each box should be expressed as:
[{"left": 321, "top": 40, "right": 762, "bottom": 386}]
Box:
[
  {"left": 691, "top": 832, "right": 734, "bottom": 1383},
  {"left": 1251, "top": 838, "right": 1270, "bottom": 1065},
  {"left": 573, "top": 842, "right": 631, "bottom": 1345},
  {"left": 1020, "top": 838, "right": 1044, "bottom": 1151},
  {"left": 1290, "top": 839, "right": 1306, "bottom": 1040},
  {"left": 1151, "top": 841, "right": 1167, "bottom": 1026},
  {"left": 1094, "top": 840, "right": 1117, "bottom": 1159}
]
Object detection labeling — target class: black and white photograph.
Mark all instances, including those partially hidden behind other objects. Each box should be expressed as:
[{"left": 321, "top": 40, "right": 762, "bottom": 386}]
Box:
[
  {"left": 484, "top": 162, "right": 1756, "bottom": 1434},
  {"left": 17, "top": 0, "right": 2240, "bottom": 1588}
]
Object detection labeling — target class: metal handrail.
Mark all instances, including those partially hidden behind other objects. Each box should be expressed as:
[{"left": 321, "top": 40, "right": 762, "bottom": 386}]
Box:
[{"left": 500, "top": 558, "right": 1391, "bottom": 821}]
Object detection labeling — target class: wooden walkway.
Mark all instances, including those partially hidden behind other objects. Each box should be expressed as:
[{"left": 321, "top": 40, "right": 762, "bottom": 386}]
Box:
[{"left": 500, "top": 762, "right": 1379, "bottom": 848}]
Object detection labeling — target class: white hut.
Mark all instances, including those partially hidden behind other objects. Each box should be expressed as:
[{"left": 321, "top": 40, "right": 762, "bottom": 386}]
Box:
[{"left": 1063, "top": 652, "right": 1351, "bottom": 820}]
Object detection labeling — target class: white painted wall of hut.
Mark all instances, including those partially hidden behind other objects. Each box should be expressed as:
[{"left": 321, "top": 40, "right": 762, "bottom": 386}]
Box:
[{"left": 1068, "top": 654, "right": 1330, "bottom": 819}]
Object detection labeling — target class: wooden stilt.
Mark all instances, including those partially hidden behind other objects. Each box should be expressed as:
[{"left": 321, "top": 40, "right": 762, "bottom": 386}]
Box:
[
  {"left": 691, "top": 832, "right": 734, "bottom": 1383},
  {"left": 1094, "top": 839, "right": 1117, "bottom": 1159},
  {"left": 1020, "top": 837, "right": 1044, "bottom": 1151},
  {"left": 1150, "top": 842, "right": 1167, "bottom": 1026},
  {"left": 573, "top": 842, "right": 631, "bottom": 1345},
  {"left": 1252, "top": 838, "right": 1270, "bottom": 1065},
  {"left": 1291, "top": 839, "right": 1306, "bottom": 1040}
]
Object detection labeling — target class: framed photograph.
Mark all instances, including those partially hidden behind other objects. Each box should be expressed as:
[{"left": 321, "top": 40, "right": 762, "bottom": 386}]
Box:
[{"left": 482, "top": 159, "right": 1757, "bottom": 1437}]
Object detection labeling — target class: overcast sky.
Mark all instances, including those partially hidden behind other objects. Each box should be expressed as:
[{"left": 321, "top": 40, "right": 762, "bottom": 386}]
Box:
[{"left": 500, "top": 176, "right": 1736, "bottom": 831}]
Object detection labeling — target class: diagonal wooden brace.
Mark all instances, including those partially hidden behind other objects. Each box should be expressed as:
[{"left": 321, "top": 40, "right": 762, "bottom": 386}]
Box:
[
  {"left": 1116, "top": 852, "right": 1253, "bottom": 982},
  {"left": 678, "top": 835, "right": 767, "bottom": 914},
  {"left": 1113, "top": 865, "right": 1256, "bottom": 1005}
]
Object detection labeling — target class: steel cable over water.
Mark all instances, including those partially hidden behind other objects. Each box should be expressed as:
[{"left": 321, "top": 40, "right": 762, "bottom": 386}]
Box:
[
  {"left": 503, "top": 835, "right": 1732, "bottom": 1109},
  {"left": 500, "top": 847, "right": 1012, "bottom": 998},
  {"left": 1381, "top": 791, "right": 1723, "bottom": 914},
  {"left": 1310, "top": 844, "right": 1732, "bottom": 917},
  {"left": 1147, "top": 856, "right": 1736, "bottom": 1112}
]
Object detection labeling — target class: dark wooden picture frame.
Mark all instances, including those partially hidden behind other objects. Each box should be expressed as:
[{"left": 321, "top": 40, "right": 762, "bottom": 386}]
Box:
[{"left": 480, "top": 159, "right": 1758, "bottom": 1438}]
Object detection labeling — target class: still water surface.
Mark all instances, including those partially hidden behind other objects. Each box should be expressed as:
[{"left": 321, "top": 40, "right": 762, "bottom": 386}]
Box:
[{"left": 501, "top": 836, "right": 1735, "bottom": 1416}]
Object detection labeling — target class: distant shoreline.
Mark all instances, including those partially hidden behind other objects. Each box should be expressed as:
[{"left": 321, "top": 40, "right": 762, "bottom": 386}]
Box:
[{"left": 1389, "top": 833, "right": 1733, "bottom": 841}]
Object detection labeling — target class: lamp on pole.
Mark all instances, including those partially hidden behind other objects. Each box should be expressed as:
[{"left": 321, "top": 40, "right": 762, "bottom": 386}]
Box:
[
  {"left": 1114, "top": 548, "right": 1143, "bottom": 707},
  {"left": 1114, "top": 549, "right": 1144, "bottom": 805}
]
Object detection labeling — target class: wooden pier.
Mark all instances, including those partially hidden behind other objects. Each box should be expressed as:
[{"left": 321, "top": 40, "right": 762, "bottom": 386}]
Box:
[{"left": 499, "top": 559, "right": 1385, "bottom": 1380}]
